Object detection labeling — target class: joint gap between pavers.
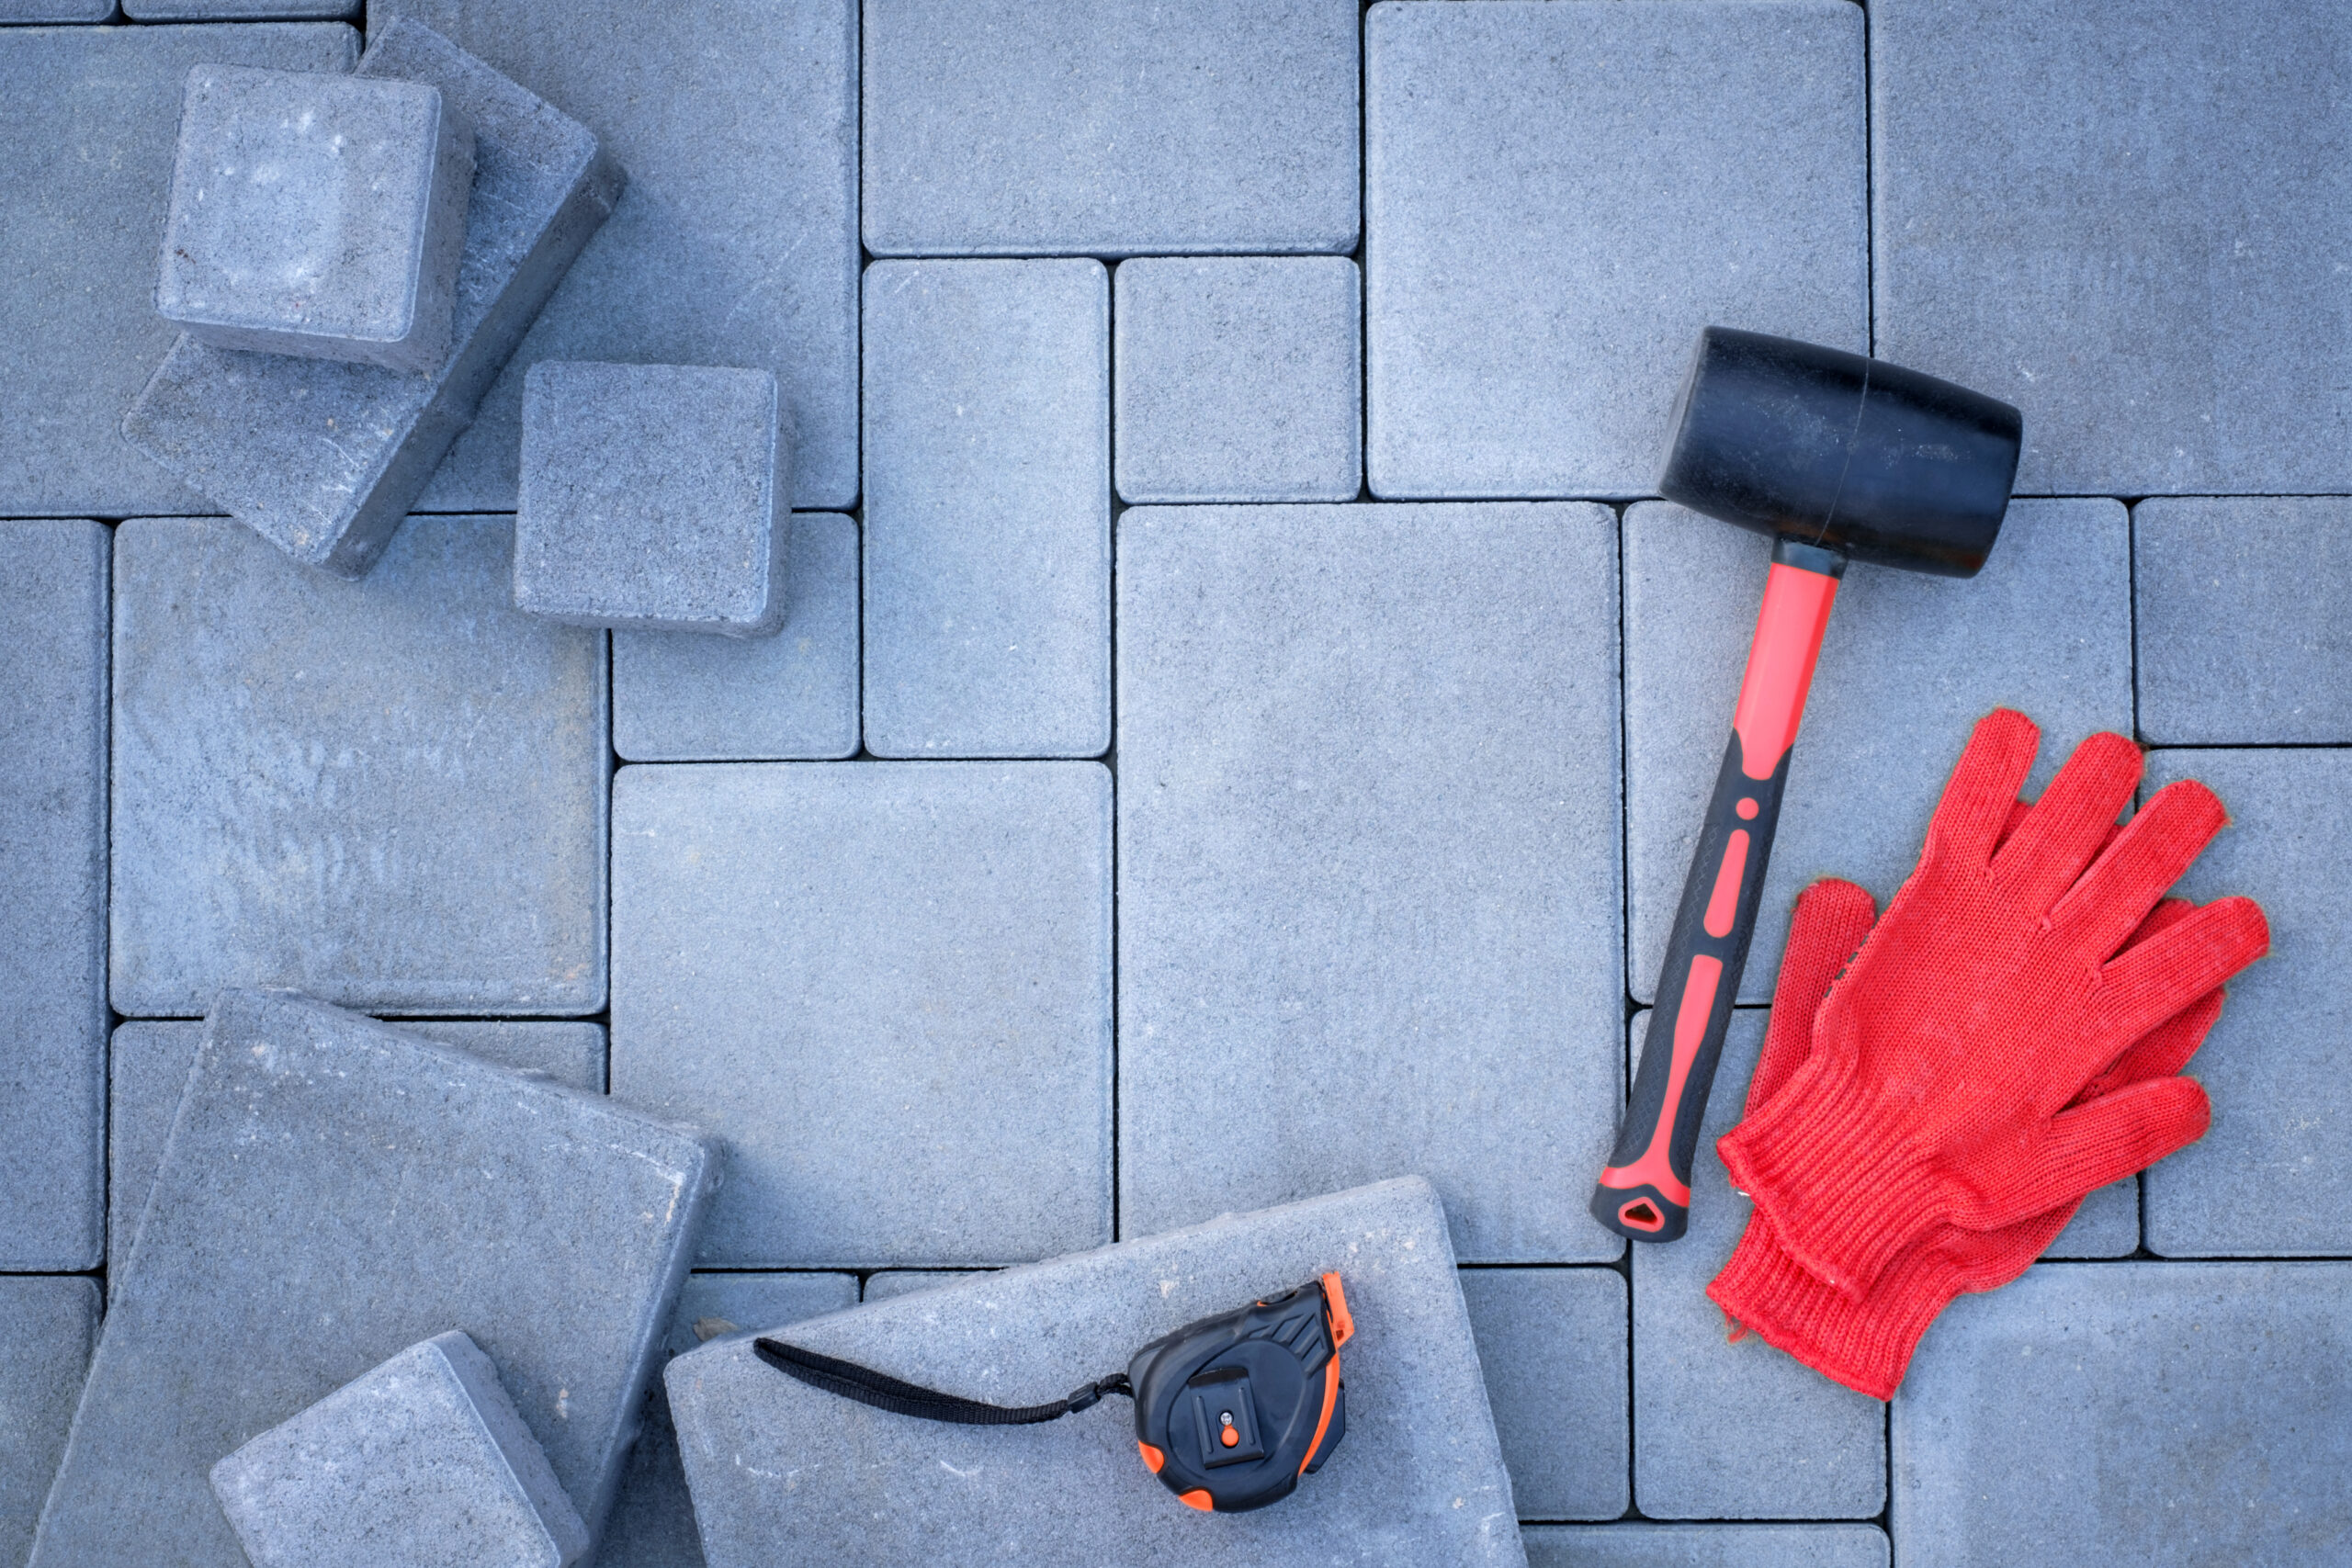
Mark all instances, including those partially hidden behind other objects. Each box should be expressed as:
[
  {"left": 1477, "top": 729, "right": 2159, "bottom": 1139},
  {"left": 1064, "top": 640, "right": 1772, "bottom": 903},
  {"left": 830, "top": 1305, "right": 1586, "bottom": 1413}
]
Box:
[
  {"left": 2016, "top": 491, "right": 2352, "bottom": 502},
  {"left": 2134, "top": 740, "right": 2352, "bottom": 752},
  {"left": 1861, "top": 0, "right": 1875, "bottom": 359},
  {"left": 1106, "top": 263, "right": 1124, "bottom": 1246},
  {"left": 2127, "top": 498, "right": 2143, "bottom": 744}
]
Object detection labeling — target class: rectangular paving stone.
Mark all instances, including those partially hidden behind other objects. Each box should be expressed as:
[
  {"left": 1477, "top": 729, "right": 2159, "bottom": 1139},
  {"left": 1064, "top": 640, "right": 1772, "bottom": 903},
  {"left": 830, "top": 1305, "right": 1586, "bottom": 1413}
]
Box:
[
  {"left": 863, "top": 260, "right": 1109, "bottom": 757},
  {"left": 1872, "top": 1, "right": 2352, "bottom": 494},
  {"left": 0, "top": 3, "right": 108, "bottom": 19},
  {"left": 1366, "top": 0, "right": 1865, "bottom": 497},
  {"left": 110, "top": 516, "right": 608, "bottom": 1016},
  {"left": 0, "top": 1278, "right": 96, "bottom": 1568},
  {"left": 863, "top": 1269, "right": 986, "bottom": 1303},
  {"left": 1524, "top": 1525, "right": 1889, "bottom": 1568},
  {"left": 1626, "top": 499, "right": 2130, "bottom": 1005},
  {"left": 384, "top": 0, "right": 859, "bottom": 513},
  {"left": 1457, "top": 1269, "right": 1627, "bottom": 1521},
  {"left": 33, "top": 989, "right": 716, "bottom": 1567},
  {"left": 0, "top": 22, "right": 356, "bottom": 515},
  {"left": 612, "top": 761, "right": 1112, "bottom": 1267},
  {"left": 863, "top": 0, "right": 1357, "bottom": 256},
  {"left": 129, "top": 1, "right": 358, "bottom": 14},
  {"left": 667, "top": 1179, "right": 1525, "bottom": 1567},
  {"left": 0, "top": 521, "right": 107, "bottom": 1271},
  {"left": 1117, "top": 503, "right": 1623, "bottom": 1263},
  {"left": 1894, "top": 1262, "right": 2352, "bottom": 1567}
]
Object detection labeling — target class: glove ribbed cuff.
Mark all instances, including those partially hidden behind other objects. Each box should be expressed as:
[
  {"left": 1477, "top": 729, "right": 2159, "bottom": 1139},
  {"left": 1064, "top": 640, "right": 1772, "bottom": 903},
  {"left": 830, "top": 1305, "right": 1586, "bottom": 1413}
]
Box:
[{"left": 1706, "top": 1210, "right": 1937, "bottom": 1403}]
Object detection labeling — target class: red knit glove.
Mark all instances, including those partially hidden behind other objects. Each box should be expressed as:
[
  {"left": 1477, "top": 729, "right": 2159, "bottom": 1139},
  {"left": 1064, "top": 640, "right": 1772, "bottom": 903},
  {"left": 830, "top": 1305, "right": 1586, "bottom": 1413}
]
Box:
[{"left": 1715, "top": 708, "right": 2269, "bottom": 1301}]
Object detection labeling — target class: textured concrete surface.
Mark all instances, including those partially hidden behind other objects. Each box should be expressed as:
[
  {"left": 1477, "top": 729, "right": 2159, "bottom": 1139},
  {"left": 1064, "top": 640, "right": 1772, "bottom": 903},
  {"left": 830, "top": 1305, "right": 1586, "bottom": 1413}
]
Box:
[
  {"left": 0, "top": 1278, "right": 96, "bottom": 1568},
  {"left": 1524, "top": 1525, "right": 1889, "bottom": 1568},
  {"left": 862, "top": 1269, "right": 986, "bottom": 1303},
  {"left": 131, "top": 1, "right": 358, "bottom": 15},
  {"left": 1458, "top": 1269, "right": 1628, "bottom": 1521},
  {"left": 0, "top": 2, "right": 108, "bottom": 20}
]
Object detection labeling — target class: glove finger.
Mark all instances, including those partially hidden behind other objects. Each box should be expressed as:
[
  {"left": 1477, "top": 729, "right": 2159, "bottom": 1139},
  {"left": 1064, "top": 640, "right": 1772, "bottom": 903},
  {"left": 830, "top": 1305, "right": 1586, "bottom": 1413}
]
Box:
[
  {"left": 1749, "top": 879, "right": 1878, "bottom": 1115},
  {"left": 2096, "top": 894, "right": 2269, "bottom": 1044},
  {"left": 1958, "top": 1076, "right": 2211, "bottom": 1231},
  {"left": 1924, "top": 708, "right": 2041, "bottom": 870},
  {"left": 2081, "top": 987, "right": 2225, "bottom": 1100},
  {"left": 1990, "top": 730, "right": 2143, "bottom": 914},
  {"left": 2052, "top": 778, "right": 2230, "bottom": 959}
]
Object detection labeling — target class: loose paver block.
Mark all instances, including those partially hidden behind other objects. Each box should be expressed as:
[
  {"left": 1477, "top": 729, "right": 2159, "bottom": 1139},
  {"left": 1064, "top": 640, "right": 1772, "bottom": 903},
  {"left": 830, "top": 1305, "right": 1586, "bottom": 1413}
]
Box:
[
  {"left": 1524, "top": 1525, "right": 1889, "bottom": 1568},
  {"left": 1894, "top": 1263, "right": 2352, "bottom": 1566},
  {"left": 380, "top": 0, "right": 859, "bottom": 513},
  {"left": 124, "top": 18, "right": 625, "bottom": 577},
  {"left": 863, "top": 260, "right": 1109, "bottom": 757},
  {"left": 668, "top": 1178, "right": 1525, "bottom": 1567},
  {"left": 614, "top": 513, "right": 859, "bottom": 761},
  {"left": 159, "top": 65, "right": 474, "bottom": 373},
  {"left": 1117, "top": 504, "right": 1623, "bottom": 1262},
  {"left": 0, "top": 1278, "right": 96, "bottom": 1568},
  {"left": 1365, "top": 0, "right": 1865, "bottom": 497},
  {"left": 130, "top": 1, "right": 358, "bottom": 15},
  {"left": 2143, "top": 750, "right": 2347, "bottom": 1256},
  {"left": 110, "top": 516, "right": 607, "bottom": 1016},
  {"left": 211, "top": 1330, "right": 590, "bottom": 1568},
  {"left": 0, "top": 22, "right": 356, "bottom": 514},
  {"left": 1872, "top": 1, "right": 2352, "bottom": 494},
  {"left": 612, "top": 761, "right": 1112, "bottom": 1267},
  {"left": 1458, "top": 1269, "right": 1628, "bottom": 1520},
  {"left": 2134, "top": 498, "right": 2352, "bottom": 744},
  {"left": 0, "top": 522, "right": 107, "bottom": 1271},
  {"left": 863, "top": 1269, "right": 986, "bottom": 1303},
  {"left": 864, "top": 0, "right": 1357, "bottom": 256},
  {"left": 31, "top": 990, "right": 715, "bottom": 1567},
  {"left": 1115, "top": 256, "right": 1362, "bottom": 503},
  {"left": 1627, "top": 499, "right": 2130, "bottom": 1004}
]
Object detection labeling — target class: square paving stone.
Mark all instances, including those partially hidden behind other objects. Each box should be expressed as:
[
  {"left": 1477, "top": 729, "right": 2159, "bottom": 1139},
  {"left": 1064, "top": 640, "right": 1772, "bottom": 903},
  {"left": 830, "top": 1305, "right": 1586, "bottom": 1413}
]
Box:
[
  {"left": 1626, "top": 499, "right": 2130, "bottom": 1005},
  {"left": 381, "top": 0, "right": 859, "bottom": 513},
  {"left": 2143, "top": 750, "right": 2349, "bottom": 1257},
  {"left": 863, "top": 260, "right": 1108, "bottom": 757},
  {"left": 1114, "top": 256, "right": 1362, "bottom": 503},
  {"left": 666, "top": 1178, "right": 1525, "bottom": 1568},
  {"left": 863, "top": 1269, "right": 986, "bottom": 1303},
  {"left": 0, "top": 1277, "right": 97, "bottom": 1568},
  {"left": 0, "top": 521, "right": 107, "bottom": 1272},
  {"left": 110, "top": 515, "right": 607, "bottom": 1017},
  {"left": 1894, "top": 1262, "right": 2352, "bottom": 1567},
  {"left": 0, "top": 21, "right": 356, "bottom": 515},
  {"left": 1117, "top": 503, "right": 1623, "bottom": 1263},
  {"left": 2134, "top": 498, "right": 2352, "bottom": 745},
  {"left": 32, "top": 989, "right": 716, "bottom": 1568},
  {"left": 1365, "top": 0, "right": 1865, "bottom": 498},
  {"left": 863, "top": 0, "right": 1357, "bottom": 256},
  {"left": 611, "top": 761, "right": 1112, "bottom": 1267},
  {"left": 1457, "top": 1269, "right": 1627, "bottom": 1521},
  {"left": 1524, "top": 1525, "right": 1889, "bottom": 1568},
  {"left": 1872, "top": 1, "right": 2352, "bottom": 494}
]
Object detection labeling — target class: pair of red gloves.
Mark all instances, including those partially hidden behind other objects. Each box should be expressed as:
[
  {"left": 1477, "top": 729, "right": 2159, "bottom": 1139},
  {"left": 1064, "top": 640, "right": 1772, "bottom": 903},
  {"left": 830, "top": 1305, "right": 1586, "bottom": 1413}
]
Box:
[{"left": 1707, "top": 709, "right": 2269, "bottom": 1400}]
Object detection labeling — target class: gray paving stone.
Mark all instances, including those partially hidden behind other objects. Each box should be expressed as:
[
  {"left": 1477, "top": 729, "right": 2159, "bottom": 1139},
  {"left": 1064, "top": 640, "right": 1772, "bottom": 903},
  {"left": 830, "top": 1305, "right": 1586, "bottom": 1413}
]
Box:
[
  {"left": 109, "top": 515, "right": 608, "bottom": 1017},
  {"left": 2143, "top": 750, "right": 2347, "bottom": 1257},
  {"left": 1872, "top": 1, "right": 2352, "bottom": 494},
  {"left": 383, "top": 0, "right": 859, "bottom": 513},
  {"left": 123, "top": 19, "right": 624, "bottom": 578},
  {"left": 1457, "top": 1269, "right": 1627, "bottom": 1521},
  {"left": 515, "top": 362, "right": 789, "bottom": 637},
  {"left": 158, "top": 65, "right": 473, "bottom": 374},
  {"left": 863, "top": 1269, "right": 986, "bottom": 1303},
  {"left": 32, "top": 989, "right": 716, "bottom": 1567},
  {"left": 0, "top": 1277, "right": 96, "bottom": 1568},
  {"left": 130, "top": 1, "right": 358, "bottom": 15},
  {"left": 611, "top": 761, "right": 1112, "bottom": 1267},
  {"left": 1894, "top": 1262, "right": 2352, "bottom": 1567},
  {"left": 211, "top": 1330, "right": 590, "bottom": 1568},
  {"left": 1116, "top": 503, "right": 1623, "bottom": 1263},
  {"left": 0, "top": 521, "right": 107, "bottom": 1272},
  {"left": 863, "top": 0, "right": 1357, "bottom": 256},
  {"left": 863, "top": 260, "right": 1109, "bottom": 757},
  {"left": 613, "top": 513, "right": 859, "bottom": 761},
  {"left": 1626, "top": 499, "right": 2130, "bottom": 1005},
  {"left": 0, "top": 22, "right": 356, "bottom": 515},
  {"left": 0, "top": 1, "right": 109, "bottom": 19},
  {"left": 1114, "top": 256, "right": 1362, "bottom": 504},
  {"left": 667, "top": 1178, "right": 1525, "bottom": 1567},
  {"left": 1523, "top": 1524, "right": 1889, "bottom": 1568},
  {"left": 1365, "top": 0, "right": 1865, "bottom": 498}
]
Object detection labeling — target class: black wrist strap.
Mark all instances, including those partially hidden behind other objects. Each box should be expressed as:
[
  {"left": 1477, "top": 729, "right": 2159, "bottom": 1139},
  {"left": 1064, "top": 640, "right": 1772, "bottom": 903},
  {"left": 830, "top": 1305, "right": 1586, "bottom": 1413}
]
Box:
[{"left": 752, "top": 1337, "right": 1133, "bottom": 1427}]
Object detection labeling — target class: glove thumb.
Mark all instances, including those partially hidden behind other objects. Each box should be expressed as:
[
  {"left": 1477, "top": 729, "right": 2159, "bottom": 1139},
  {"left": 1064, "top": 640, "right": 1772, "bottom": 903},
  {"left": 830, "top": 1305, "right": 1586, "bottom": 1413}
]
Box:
[
  {"left": 1957, "top": 1076, "right": 2211, "bottom": 1232},
  {"left": 1747, "top": 879, "right": 1878, "bottom": 1116}
]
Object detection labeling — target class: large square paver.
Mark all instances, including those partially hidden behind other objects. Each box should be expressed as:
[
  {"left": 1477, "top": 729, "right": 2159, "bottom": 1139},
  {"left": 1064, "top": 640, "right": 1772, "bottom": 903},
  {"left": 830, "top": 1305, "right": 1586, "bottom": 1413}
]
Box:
[
  {"left": 1117, "top": 503, "right": 1623, "bottom": 1263},
  {"left": 1894, "top": 1263, "right": 2352, "bottom": 1566},
  {"left": 0, "top": 22, "right": 357, "bottom": 515},
  {"left": 1459, "top": 1269, "right": 1628, "bottom": 1520},
  {"left": 109, "top": 516, "right": 607, "bottom": 1016},
  {"left": 1626, "top": 499, "right": 2130, "bottom": 1004},
  {"left": 0, "top": 1278, "right": 96, "bottom": 1568},
  {"left": 863, "top": 0, "right": 1357, "bottom": 256},
  {"left": 1365, "top": 0, "right": 1865, "bottom": 498},
  {"left": 1872, "top": 0, "right": 2352, "bottom": 494},
  {"left": 1524, "top": 1526, "right": 1889, "bottom": 1568},
  {"left": 611, "top": 761, "right": 1112, "bottom": 1267}
]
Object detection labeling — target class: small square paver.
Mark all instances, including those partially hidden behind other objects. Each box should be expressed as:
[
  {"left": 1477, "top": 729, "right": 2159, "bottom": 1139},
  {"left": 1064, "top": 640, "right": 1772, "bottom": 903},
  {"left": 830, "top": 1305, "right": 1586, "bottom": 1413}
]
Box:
[
  {"left": 515, "top": 362, "right": 789, "bottom": 637},
  {"left": 611, "top": 761, "right": 1112, "bottom": 1267},
  {"left": 863, "top": 0, "right": 1357, "bottom": 256},
  {"left": 110, "top": 515, "right": 608, "bottom": 1017},
  {"left": 0, "top": 1278, "right": 97, "bottom": 1568},
  {"left": 863, "top": 1269, "right": 986, "bottom": 1303},
  {"left": 1458, "top": 1269, "right": 1628, "bottom": 1520},
  {"left": 158, "top": 65, "right": 473, "bottom": 373},
  {"left": 666, "top": 1179, "right": 1524, "bottom": 1568},
  {"left": 1114, "top": 256, "right": 1361, "bottom": 503},
  {"left": 1894, "top": 1262, "right": 2352, "bottom": 1566},
  {"left": 1117, "top": 503, "right": 1623, "bottom": 1263},
  {"left": 1366, "top": 0, "right": 1866, "bottom": 497},
  {"left": 863, "top": 259, "right": 1108, "bottom": 757},
  {"left": 1524, "top": 1525, "right": 1889, "bottom": 1568}
]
